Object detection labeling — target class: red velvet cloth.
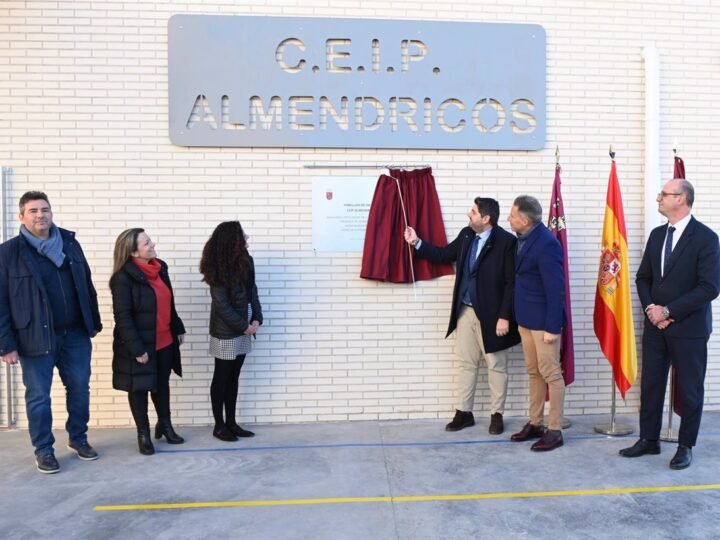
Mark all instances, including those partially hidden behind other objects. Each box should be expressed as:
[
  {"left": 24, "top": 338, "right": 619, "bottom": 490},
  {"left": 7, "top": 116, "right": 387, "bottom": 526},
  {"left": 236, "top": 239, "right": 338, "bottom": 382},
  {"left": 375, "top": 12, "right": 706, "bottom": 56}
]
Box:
[
  {"left": 360, "top": 167, "right": 454, "bottom": 283},
  {"left": 133, "top": 258, "right": 173, "bottom": 351}
]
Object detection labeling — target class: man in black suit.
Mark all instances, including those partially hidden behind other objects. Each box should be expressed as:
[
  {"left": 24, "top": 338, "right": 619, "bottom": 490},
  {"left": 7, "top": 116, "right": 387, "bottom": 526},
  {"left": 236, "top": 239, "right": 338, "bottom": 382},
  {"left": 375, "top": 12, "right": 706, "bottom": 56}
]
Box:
[
  {"left": 404, "top": 197, "right": 520, "bottom": 434},
  {"left": 620, "top": 178, "right": 720, "bottom": 469}
]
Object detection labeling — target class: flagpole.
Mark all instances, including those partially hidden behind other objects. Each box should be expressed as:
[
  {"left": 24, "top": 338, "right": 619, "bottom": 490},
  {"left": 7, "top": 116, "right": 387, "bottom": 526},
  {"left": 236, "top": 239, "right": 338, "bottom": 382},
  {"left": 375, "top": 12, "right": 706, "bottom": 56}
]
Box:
[
  {"left": 593, "top": 145, "right": 634, "bottom": 436},
  {"left": 660, "top": 145, "right": 680, "bottom": 442},
  {"left": 660, "top": 378, "right": 678, "bottom": 442},
  {"left": 594, "top": 373, "right": 633, "bottom": 436},
  {"left": 545, "top": 144, "right": 575, "bottom": 429}
]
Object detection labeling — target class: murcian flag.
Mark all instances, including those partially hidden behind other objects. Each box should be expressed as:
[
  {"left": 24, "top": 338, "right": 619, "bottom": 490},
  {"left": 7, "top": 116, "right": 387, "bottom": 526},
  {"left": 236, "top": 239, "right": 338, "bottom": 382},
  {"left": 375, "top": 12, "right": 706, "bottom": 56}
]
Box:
[
  {"left": 671, "top": 154, "right": 686, "bottom": 414},
  {"left": 548, "top": 164, "right": 575, "bottom": 386},
  {"left": 593, "top": 161, "right": 637, "bottom": 398},
  {"left": 674, "top": 155, "right": 685, "bottom": 179}
]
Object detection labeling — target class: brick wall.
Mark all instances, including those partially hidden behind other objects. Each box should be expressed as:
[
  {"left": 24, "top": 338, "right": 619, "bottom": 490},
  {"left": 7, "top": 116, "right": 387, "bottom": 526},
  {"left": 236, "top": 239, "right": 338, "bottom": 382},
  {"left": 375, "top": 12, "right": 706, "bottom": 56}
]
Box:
[{"left": 1, "top": 0, "right": 719, "bottom": 429}]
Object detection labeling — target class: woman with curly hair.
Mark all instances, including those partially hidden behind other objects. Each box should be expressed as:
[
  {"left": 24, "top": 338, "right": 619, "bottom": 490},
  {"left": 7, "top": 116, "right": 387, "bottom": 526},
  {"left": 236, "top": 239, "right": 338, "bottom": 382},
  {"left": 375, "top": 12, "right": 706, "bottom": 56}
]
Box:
[
  {"left": 200, "top": 221, "right": 263, "bottom": 441},
  {"left": 110, "top": 228, "right": 186, "bottom": 455}
]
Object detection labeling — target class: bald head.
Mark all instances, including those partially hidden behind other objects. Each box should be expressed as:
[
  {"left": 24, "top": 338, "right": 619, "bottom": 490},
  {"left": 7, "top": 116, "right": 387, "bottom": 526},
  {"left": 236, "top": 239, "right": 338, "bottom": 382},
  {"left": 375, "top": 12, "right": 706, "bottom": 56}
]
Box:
[{"left": 658, "top": 178, "right": 693, "bottom": 222}]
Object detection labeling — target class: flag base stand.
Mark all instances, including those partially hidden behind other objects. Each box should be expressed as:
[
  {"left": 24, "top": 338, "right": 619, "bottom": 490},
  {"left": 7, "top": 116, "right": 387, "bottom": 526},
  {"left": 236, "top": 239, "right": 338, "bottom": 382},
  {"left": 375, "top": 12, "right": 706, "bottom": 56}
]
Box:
[
  {"left": 594, "top": 421, "right": 633, "bottom": 436},
  {"left": 594, "top": 375, "right": 634, "bottom": 436}
]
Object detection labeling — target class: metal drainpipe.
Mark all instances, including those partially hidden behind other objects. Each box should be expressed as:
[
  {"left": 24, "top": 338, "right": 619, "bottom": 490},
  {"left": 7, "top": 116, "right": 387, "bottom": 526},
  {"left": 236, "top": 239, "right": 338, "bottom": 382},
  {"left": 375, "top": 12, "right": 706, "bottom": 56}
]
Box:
[{"left": 2, "top": 166, "right": 16, "bottom": 428}]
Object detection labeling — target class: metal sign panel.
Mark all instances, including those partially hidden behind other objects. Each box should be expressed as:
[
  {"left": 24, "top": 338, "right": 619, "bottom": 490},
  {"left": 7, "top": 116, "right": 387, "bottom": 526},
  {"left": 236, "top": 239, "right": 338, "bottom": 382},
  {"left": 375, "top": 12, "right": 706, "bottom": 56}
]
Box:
[{"left": 168, "top": 15, "right": 546, "bottom": 150}]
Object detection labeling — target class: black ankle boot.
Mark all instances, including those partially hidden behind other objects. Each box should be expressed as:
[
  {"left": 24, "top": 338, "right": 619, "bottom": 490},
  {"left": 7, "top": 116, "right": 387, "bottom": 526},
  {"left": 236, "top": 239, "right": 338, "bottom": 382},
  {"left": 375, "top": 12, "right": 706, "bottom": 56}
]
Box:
[
  {"left": 137, "top": 427, "right": 155, "bottom": 455},
  {"left": 155, "top": 418, "right": 184, "bottom": 444}
]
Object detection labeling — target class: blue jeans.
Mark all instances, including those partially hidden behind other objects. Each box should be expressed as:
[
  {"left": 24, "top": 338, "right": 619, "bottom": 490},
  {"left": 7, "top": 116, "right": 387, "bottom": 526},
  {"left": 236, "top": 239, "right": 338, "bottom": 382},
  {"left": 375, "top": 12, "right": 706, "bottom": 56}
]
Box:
[{"left": 19, "top": 327, "right": 92, "bottom": 456}]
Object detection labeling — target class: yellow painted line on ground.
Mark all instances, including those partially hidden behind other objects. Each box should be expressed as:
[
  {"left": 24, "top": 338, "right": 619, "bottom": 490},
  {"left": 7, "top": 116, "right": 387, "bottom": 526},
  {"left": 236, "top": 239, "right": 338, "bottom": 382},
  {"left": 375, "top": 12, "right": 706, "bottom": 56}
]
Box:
[{"left": 93, "top": 483, "right": 720, "bottom": 512}]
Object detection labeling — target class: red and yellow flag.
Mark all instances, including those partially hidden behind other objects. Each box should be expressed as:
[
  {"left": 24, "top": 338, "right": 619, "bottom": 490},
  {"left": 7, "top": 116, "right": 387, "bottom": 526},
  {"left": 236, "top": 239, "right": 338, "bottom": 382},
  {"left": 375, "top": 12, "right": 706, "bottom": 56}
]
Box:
[{"left": 593, "top": 161, "right": 637, "bottom": 398}]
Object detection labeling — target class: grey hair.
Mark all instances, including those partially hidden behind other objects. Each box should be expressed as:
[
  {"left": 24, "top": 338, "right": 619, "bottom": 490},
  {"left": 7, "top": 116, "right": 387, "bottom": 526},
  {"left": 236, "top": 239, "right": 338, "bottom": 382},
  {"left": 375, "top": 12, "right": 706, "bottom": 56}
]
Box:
[
  {"left": 676, "top": 178, "right": 694, "bottom": 208},
  {"left": 513, "top": 195, "right": 543, "bottom": 224}
]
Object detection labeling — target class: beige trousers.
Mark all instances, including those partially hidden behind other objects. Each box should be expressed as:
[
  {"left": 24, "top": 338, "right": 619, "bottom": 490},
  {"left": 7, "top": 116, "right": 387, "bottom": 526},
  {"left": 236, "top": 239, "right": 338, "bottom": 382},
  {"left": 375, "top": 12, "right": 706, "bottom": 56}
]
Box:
[
  {"left": 518, "top": 326, "right": 565, "bottom": 431},
  {"left": 454, "top": 305, "right": 508, "bottom": 414}
]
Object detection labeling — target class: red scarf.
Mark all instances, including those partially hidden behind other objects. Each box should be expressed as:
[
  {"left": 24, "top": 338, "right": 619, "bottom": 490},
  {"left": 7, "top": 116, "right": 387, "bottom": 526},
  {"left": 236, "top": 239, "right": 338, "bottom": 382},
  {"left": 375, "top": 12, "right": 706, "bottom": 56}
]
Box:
[{"left": 133, "top": 258, "right": 173, "bottom": 351}]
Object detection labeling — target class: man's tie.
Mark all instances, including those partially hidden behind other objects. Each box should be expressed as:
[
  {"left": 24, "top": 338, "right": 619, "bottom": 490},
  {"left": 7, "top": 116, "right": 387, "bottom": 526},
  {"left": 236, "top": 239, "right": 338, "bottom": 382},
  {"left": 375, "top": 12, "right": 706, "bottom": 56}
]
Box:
[
  {"left": 474, "top": 235, "right": 484, "bottom": 260},
  {"left": 663, "top": 226, "right": 675, "bottom": 275},
  {"left": 468, "top": 234, "right": 480, "bottom": 271}
]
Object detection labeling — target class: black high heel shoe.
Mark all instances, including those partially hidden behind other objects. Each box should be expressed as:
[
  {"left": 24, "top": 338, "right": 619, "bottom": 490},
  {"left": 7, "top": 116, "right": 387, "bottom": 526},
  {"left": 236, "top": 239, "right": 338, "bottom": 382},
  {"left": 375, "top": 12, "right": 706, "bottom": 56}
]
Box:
[
  {"left": 213, "top": 424, "right": 238, "bottom": 442},
  {"left": 155, "top": 418, "right": 184, "bottom": 444}
]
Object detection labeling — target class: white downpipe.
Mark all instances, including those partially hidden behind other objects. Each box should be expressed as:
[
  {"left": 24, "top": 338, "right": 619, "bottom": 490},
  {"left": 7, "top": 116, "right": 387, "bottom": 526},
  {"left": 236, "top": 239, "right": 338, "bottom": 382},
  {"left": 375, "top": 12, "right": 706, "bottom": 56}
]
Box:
[
  {"left": 642, "top": 46, "right": 661, "bottom": 241},
  {"left": 642, "top": 46, "right": 679, "bottom": 441}
]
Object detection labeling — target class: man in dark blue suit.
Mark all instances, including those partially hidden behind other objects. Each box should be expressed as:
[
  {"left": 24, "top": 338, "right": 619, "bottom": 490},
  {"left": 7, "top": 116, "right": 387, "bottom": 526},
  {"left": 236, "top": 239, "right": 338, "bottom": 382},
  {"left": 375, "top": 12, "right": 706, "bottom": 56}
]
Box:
[
  {"left": 507, "top": 195, "right": 566, "bottom": 452},
  {"left": 404, "top": 197, "right": 520, "bottom": 434},
  {"left": 620, "top": 178, "right": 720, "bottom": 469}
]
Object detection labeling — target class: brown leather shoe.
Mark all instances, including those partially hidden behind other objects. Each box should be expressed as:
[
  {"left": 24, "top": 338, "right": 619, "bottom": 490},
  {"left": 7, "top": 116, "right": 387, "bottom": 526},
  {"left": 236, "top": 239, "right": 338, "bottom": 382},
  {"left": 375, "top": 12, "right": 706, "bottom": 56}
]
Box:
[
  {"left": 510, "top": 422, "right": 545, "bottom": 442},
  {"left": 488, "top": 413, "right": 504, "bottom": 435},
  {"left": 531, "top": 429, "right": 563, "bottom": 451}
]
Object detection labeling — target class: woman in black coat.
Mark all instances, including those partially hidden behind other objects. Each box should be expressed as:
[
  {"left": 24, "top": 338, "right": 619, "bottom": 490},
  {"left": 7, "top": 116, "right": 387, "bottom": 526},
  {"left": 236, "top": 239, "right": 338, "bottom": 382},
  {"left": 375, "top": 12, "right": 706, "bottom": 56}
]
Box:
[
  {"left": 199, "top": 221, "right": 263, "bottom": 442},
  {"left": 110, "top": 228, "right": 186, "bottom": 455}
]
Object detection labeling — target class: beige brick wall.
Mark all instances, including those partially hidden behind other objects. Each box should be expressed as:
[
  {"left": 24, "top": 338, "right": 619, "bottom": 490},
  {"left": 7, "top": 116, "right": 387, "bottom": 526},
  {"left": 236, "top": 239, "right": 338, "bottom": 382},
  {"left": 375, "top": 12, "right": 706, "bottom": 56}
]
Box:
[{"left": 1, "top": 0, "right": 719, "bottom": 430}]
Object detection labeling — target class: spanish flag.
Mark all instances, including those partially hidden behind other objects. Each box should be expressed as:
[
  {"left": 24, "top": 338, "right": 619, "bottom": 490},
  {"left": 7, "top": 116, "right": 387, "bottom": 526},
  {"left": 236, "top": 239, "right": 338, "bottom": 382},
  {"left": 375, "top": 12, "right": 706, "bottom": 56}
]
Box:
[{"left": 593, "top": 160, "right": 637, "bottom": 398}]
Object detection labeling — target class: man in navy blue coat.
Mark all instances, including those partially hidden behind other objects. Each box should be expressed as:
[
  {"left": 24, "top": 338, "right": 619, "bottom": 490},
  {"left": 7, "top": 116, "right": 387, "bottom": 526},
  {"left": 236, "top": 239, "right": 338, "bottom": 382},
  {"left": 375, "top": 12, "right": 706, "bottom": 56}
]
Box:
[
  {"left": 0, "top": 192, "right": 102, "bottom": 474},
  {"left": 620, "top": 178, "right": 720, "bottom": 469},
  {"left": 404, "top": 197, "right": 520, "bottom": 434},
  {"left": 507, "top": 195, "right": 566, "bottom": 452}
]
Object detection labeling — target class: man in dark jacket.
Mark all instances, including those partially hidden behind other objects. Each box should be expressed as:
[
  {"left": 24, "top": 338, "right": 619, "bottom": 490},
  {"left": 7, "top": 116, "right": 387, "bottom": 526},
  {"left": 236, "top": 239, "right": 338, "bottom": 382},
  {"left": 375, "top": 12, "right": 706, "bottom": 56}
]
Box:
[
  {"left": 507, "top": 195, "right": 566, "bottom": 452},
  {"left": 0, "top": 191, "right": 102, "bottom": 474},
  {"left": 404, "top": 197, "right": 520, "bottom": 434},
  {"left": 620, "top": 178, "right": 720, "bottom": 469}
]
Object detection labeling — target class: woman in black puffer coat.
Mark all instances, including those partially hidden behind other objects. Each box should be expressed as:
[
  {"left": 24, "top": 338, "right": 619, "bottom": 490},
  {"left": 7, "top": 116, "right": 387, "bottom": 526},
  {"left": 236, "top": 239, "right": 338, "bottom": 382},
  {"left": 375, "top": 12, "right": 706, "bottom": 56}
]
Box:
[
  {"left": 110, "top": 228, "right": 186, "bottom": 455},
  {"left": 199, "top": 221, "right": 263, "bottom": 442}
]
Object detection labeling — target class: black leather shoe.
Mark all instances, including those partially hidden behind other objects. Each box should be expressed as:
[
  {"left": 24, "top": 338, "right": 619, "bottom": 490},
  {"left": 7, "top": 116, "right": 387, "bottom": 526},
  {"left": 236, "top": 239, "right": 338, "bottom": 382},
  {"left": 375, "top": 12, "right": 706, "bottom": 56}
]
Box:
[
  {"left": 137, "top": 429, "right": 155, "bottom": 456},
  {"left": 488, "top": 413, "right": 504, "bottom": 435},
  {"left": 445, "top": 410, "right": 475, "bottom": 432},
  {"left": 155, "top": 419, "right": 185, "bottom": 444},
  {"left": 531, "top": 429, "right": 563, "bottom": 451},
  {"left": 227, "top": 423, "right": 255, "bottom": 438},
  {"left": 213, "top": 425, "right": 238, "bottom": 442},
  {"left": 36, "top": 454, "right": 60, "bottom": 474},
  {"left": 618, "top": 438, "right": 661, "bottom": 458},
  {"left": 510, "top": 422, "right": 545, "bottom": 442},
  {"left": 670, "top": 445, "right": 692, "bottom": 470}
]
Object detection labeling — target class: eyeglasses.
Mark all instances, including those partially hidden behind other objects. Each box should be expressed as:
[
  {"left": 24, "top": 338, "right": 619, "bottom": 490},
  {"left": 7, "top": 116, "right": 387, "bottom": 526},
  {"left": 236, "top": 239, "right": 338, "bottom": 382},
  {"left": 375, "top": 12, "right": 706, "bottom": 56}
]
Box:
[{"left": 657, "top": 191, "right": 682, "bottom": 198}]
